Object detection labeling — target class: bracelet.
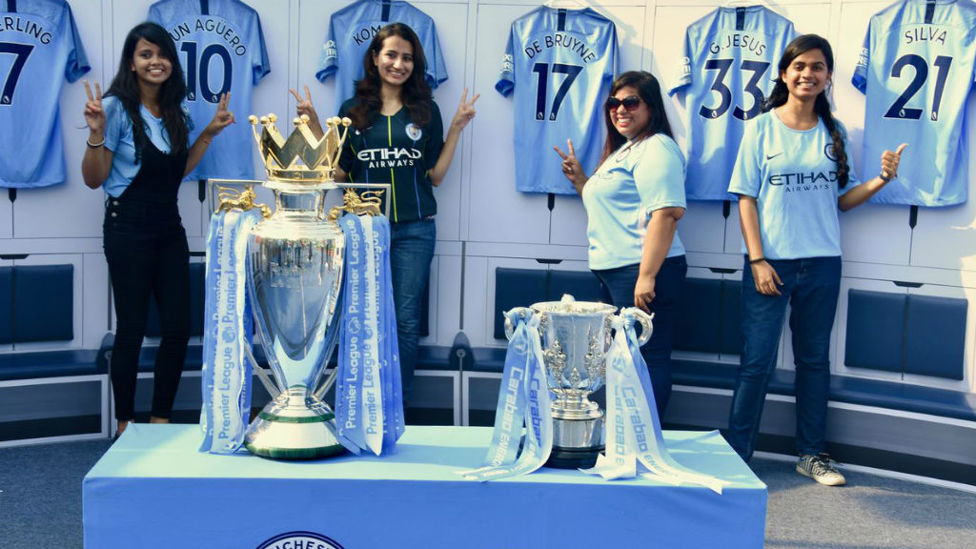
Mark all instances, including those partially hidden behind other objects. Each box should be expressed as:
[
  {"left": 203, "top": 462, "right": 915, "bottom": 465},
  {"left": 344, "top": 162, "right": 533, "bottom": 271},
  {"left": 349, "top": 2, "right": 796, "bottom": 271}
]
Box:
[
  {"left": 86, "top": 137, "right": 105, "bottom": 148},
  {"left": 879, "top": 172, "right": 892, "bottom": 183},
  {"left": 749, "top": 257, "right": 766, "bottom": 265}
]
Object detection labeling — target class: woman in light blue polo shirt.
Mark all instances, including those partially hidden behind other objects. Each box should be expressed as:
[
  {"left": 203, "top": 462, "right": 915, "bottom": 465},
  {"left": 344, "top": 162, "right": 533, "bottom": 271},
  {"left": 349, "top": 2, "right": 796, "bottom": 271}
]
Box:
[
  {"left": 555, "top": 70, "right": 687, "bottom": 416},
  {"left": 81, "top": 22, "right": 233, "bottom": 439},
  {"left": 726, "top": 34, "right": 906, "bottom": 485}
]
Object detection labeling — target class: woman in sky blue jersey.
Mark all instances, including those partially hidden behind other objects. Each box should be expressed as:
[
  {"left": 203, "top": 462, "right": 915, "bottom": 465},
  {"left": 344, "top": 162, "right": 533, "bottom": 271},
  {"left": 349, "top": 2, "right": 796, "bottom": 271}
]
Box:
[
  {"left": 554, "top": 70, "right": 687, "bottom": 417},
  {"left": 81, "top": 22, "right": 234, "bottom": 439},
  {"left": 294, "top": 22, "right": 478, "bottom": 402},
  {"left": 726, "top": 34, "right": 906, "bottom": 486}
]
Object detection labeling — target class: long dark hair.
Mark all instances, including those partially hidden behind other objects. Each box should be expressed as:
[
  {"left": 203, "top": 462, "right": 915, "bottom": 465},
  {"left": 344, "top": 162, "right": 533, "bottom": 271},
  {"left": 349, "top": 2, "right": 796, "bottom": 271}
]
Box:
[
  {"left": 348, "top": 23, "right": 432, "bottom": 130},
  {"left": 105, "top": 22, "right": 190, "bottom": 159},
  {"left": 764, "top": 34, "right": 850, "bottom": 188},
  {"left": 600, "top": 71, "right": 673, "bottom": 165}
]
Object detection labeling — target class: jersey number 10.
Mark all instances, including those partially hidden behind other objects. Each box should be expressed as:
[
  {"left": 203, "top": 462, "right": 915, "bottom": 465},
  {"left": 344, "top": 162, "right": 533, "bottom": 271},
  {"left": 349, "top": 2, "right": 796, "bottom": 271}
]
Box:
[{"left": 180, "top": 41, "right": 232, "bottom": 103}]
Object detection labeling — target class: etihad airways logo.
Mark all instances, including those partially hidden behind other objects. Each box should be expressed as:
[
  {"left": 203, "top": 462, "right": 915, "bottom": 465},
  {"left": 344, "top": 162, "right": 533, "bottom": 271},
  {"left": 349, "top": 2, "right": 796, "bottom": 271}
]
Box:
[
  {"left": 768, "top": 170, "right": 836, "bottom": 192},
  {"left": 357, "top": 147, "right": 422, "bottom": 169}
]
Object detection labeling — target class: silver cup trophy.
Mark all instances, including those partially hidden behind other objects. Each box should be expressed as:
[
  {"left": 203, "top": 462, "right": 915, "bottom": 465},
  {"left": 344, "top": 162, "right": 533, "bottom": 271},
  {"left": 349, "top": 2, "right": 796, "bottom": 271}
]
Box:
[
  {"left": 506, "top": 295, "right": 653, "bottom": 468},
  {"left": 242, "top": 114, "right": 352, "bottom": 459}
]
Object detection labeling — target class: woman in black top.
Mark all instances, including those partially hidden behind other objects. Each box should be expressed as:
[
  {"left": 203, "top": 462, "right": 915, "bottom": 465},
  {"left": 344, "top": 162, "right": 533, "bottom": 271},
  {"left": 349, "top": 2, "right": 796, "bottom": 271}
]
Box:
[{"left": 295, "top": 22, "right": 477, "bottom": 401}]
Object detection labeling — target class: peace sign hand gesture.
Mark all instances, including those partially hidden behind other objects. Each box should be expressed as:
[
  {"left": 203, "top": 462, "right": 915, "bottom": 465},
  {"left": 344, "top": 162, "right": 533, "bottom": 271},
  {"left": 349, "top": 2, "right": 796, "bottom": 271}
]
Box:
[
  {"left": 203, "top": 92, "right": 234, "bottom": 139},
  {"left": 553, "top": 139, "right": 587, "bottom": 192},
  {"left": 290, "top": 85, "right": 324, "bottom": 138},
  {"left": 83, "top": 80, "right": 105, "bottom": 135},
  {"left": 450, "top": 88, "right": 480, "bottom": 132}
]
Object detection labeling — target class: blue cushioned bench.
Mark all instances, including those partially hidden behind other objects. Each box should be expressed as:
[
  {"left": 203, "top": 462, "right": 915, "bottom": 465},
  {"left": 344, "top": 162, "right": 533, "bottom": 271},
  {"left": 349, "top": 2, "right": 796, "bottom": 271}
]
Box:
[
  {"left": 0, "top": 264, "right": 107, "bottom": 443},
  {"left": 466, "top": 268, "right": 976, "bottom": 426},
  {"left": 0, "top": 264, "right": 100, "bottom": 382}
]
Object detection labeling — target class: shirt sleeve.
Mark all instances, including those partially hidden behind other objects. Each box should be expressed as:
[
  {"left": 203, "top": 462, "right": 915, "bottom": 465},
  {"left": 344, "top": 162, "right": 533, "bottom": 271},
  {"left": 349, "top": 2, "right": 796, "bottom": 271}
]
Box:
[
  {"left": 63, "top": 3, "right": 90, "bottom": 82},
  {"left": 424, "top": 20, "right": 448, "bottom": 89},
  {"left": 668, "top": 32, "right": 693, "bottom": 96},
  {"left": 424, "top": 102, "right": 445, "bottom": 170},
  {"left": 852, "top": 23, "right": 871, "bottom": 94},
  {"left": 102, "top": 97, "right": 127, "bottom": 153},
  {"left": 316, "top": 15, "right": 340, "bottom": 82},
  {"left": 633, "top": 136, "right": 686, "bottom": 215},
  {"left": 837, "top": 125, "right": 861, "bottom": 193},
  {"left": 251, "top": 16, "right": 271, "bottom": 85},
  {"left": 494, "top": 29, "right": 515, "bottom": 97},
  {"left": 728, "top": 119, "right": 762, "bottom": 198}
]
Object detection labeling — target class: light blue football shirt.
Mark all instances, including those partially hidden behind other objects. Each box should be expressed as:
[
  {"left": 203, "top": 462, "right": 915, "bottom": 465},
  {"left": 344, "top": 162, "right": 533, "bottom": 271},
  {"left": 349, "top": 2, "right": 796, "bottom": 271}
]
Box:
[
  {"left": 852, "top": 0, "right": 976, "bottom": 207},
  {"left": 496, "top": 6, "right": 618, "bottom": 195},
  {"left": 149, "top": 0, "right": 270, "bottom": 181},
  {"left": 582, "top": 134, "right": 687, "bottom": 270},
  {"left": 728, "top": 110, "right": 861, "bottom": 260},
  {"left": 669, "top": 5, "right": 796, "bottom": 202},
  {"left": 101, "top": 96, "right": 191, "bottom": 198},
  {"left": 0, "top": 0, "right": 88, "bottom": 188},
  {"left": 316, "top": 0, "right": 448, "bottom": 113}
]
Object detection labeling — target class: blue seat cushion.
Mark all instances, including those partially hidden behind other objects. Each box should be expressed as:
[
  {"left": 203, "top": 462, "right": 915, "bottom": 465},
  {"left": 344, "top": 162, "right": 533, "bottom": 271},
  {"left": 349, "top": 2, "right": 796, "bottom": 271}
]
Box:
[
  {"left": 0, "top": 349, "right": 101, "bottom": 381},
  {"left": 13, "top": 264, "right": 74, "bottom": 343}
]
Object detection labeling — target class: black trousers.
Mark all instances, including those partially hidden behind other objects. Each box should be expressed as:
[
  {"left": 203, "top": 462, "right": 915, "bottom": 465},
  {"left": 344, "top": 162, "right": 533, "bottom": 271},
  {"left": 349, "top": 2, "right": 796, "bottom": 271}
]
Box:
[{"left": 104, "top": 200, "right": 190, "bottom": 421}]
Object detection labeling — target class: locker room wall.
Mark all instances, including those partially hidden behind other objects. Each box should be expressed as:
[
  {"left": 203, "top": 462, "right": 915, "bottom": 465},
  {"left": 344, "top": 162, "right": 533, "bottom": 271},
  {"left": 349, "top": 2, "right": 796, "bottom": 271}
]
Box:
[{"left": 2, "top": 0, "right": 974, "bottom": 391}]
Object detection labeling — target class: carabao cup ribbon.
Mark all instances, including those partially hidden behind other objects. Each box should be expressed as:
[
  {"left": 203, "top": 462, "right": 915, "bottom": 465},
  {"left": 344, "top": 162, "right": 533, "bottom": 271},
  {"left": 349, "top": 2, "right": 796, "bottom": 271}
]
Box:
[
  {"left": 583, "top": 312, "right": 727, "bottom": 494},
  {"left": 336, "top": 214, "right": 404, "bottom": 455},
  {"left": 459, "top": 308, "right": 553, "bottom": 481},
  {"left": 200, "top": 209, "right": 261, "bottom": 454}
]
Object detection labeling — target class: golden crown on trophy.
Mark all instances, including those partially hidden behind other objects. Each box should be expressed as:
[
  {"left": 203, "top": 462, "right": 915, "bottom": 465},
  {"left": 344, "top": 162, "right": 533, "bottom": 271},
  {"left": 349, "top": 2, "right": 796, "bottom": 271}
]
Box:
[{"left": 248, "top": 113, "right": 352, "bottom": 182}]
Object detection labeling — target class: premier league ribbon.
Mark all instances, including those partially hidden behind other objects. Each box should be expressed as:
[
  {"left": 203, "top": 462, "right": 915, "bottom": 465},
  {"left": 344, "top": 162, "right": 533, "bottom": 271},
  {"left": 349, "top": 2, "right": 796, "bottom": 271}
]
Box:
[
  {"left": 200, "top": 209, "right": 261, "bottom": 454},
  {"left": 335, "top": 214, "right": 405, "bottom": 455},
  {"left": 460, "top": 308, "right": 553, "bottom": 481},
  {"left": 583, "top": 310, "right": 727, "bottom": 494}
]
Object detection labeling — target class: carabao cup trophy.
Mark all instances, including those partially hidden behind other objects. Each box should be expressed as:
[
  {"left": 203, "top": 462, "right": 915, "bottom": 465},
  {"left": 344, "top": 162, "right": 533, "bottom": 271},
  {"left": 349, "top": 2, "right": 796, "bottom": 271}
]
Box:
[
  {"left": 507, "top": 295, "right": 653, "bottom": 468},
  {"left": 243, "top": 113, "right": 352, "bottom": 459}
]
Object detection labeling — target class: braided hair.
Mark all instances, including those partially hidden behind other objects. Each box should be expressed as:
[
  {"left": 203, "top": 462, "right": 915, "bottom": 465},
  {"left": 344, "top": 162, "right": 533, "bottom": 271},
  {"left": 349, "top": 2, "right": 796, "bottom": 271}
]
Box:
[{"left": 764, "top": 34, "right": 850, "bottom": 188}]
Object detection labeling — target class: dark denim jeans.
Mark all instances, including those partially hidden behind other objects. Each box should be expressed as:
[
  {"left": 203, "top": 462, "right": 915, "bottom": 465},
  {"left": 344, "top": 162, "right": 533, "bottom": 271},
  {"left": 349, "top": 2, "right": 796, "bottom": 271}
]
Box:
[
  {"left": 389, "top": 218, "right": 436, "bottom": 403},
  {"left": 727, "top": 255, "right": 841, "bottom": 461},
  {"left": 593, "top": 255, "right": 687, "bottom": 417}
]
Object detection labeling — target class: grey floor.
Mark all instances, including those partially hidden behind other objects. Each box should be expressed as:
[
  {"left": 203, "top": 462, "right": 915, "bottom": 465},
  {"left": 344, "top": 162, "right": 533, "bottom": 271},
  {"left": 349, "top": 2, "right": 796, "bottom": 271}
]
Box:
[{"left": 1, "top": 439, "right": 975, "bottom": 548}]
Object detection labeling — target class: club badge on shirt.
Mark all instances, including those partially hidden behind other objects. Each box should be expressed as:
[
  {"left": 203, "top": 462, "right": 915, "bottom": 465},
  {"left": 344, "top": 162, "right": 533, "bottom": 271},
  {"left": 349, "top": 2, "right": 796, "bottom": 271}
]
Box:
[{"left": 406, "top": 123, "right": 423, "bottom": 141}]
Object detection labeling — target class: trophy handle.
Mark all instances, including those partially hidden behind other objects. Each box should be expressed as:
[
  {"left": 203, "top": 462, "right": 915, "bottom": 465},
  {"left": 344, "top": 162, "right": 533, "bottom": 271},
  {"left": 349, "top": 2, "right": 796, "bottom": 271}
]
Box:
[
  {"left": 619, "top": 307, "right": 655, "bottom": 346},
  {"left": 243, "top": 343, "right": 282, "bottom": 398},
  {"left": 503, "top": 307, "right": 535, "bottom": 340}
]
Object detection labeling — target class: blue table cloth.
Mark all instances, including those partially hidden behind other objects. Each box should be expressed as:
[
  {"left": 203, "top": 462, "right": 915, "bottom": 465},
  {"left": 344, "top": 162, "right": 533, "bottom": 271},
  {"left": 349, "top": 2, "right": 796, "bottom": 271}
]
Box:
[{"left": 83, "top": 424, "right": 766, "bottom": 548}]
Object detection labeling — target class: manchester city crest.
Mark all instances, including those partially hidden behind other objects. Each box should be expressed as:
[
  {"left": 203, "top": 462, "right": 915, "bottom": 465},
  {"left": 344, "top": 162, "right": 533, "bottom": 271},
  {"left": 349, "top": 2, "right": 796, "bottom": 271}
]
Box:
[
  {"left": 257, "top": 531, "right": 345, "bottom": 549},
  {"left": 406, "top": 123, "right": 423, "bottom": 141}
]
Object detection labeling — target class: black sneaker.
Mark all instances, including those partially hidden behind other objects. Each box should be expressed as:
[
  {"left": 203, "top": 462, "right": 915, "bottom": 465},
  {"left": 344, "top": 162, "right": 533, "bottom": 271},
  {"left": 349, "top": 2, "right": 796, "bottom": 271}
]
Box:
[{"left": 796, "top": 453, "right": 846, "bottom": 486}]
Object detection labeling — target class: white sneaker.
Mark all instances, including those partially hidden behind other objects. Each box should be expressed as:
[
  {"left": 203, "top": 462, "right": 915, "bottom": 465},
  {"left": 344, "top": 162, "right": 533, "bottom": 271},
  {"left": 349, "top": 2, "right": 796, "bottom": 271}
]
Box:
[{"left": 796, "top": 454, "right": 847, "bottom": 486}]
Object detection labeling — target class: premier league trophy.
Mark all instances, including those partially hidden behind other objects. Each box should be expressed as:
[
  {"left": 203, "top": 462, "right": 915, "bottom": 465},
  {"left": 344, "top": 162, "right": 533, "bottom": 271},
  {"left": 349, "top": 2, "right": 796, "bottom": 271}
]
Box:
[
  {"left": 507, "top": 295, "right": 652, "bottom": 468},
  {"left": 243, "top": 114, "right": 352, "bottom": 459}
]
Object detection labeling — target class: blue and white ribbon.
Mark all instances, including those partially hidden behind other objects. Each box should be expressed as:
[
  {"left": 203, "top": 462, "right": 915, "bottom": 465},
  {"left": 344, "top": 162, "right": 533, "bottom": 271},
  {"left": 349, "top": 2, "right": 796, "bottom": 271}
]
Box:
[
  {"left": 583, "top": 312, "right": 727, "bottom": 494},
  {"left": 200, "top": 209, "right": 261, "bottom": 454},
  {"left": 336, "top": 214, "right": 404, "bottom": 455},
  {"left": 460, "top": 309, "right": 553, "bottom": 481}
]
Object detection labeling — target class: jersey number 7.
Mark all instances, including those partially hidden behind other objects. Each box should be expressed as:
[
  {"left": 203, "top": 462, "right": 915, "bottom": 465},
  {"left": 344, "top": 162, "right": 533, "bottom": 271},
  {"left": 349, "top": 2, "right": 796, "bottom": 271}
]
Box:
[{"left": 0, "top": 42, "right": 35, "bottom": 106}]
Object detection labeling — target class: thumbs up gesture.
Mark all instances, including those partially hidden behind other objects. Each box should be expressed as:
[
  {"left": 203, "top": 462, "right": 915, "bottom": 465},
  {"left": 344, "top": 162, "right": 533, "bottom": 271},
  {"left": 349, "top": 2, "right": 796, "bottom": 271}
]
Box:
[{"left": 880, "top": 143, "right": 908, "bottom": 182}]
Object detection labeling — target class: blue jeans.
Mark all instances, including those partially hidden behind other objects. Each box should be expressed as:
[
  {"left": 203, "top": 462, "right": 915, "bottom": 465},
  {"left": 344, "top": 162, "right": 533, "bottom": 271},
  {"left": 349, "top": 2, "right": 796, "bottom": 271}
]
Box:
[
  {"left": 727, "top": 256, "right": 841, "bottom": 461},
  {"left": 593, "top": 255, "right": 687, "bottom": 417},
  {"left": 390, "top": 218, "right": 436, "bottom": 403}
]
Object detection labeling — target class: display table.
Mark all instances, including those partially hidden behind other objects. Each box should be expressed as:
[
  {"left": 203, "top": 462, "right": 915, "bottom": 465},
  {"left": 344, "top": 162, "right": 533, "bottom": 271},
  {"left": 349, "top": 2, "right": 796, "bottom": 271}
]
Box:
[{"left": 83, "top": 424, "right": 766, "bottom": 548}]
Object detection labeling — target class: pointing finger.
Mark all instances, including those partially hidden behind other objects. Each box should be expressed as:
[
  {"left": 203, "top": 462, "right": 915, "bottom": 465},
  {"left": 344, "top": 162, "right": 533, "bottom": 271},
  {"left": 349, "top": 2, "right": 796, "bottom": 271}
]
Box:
[
  {"left": 95, "top": 82, "right": 102, "bottom": 102},
  {"left": 84, "top": 80, "right": 93, "bottom": 102},
  {"left": 553, "top": 146, "right": 568, "bottom": 160},
  {"left": 459, "top": 87, "right": 468, "bottom": 104},
  {"left": 468, "top": 92, "right": 481, "bottom": 106},
  {"left": 289, "top": 88, "right": 302, "bottom": 103},
  {"left": 567, "top": 139, "right": 576, "bottom": 157},
  {"left": 303, "top": 84, "right": 312, "bottom": 102}
]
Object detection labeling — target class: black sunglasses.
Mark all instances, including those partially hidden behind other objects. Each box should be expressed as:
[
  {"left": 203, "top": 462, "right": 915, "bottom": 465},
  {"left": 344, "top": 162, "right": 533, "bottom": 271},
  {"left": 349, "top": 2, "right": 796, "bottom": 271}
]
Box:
[{"left": 606, "top": 96, "right": 641, "bottom": 111}]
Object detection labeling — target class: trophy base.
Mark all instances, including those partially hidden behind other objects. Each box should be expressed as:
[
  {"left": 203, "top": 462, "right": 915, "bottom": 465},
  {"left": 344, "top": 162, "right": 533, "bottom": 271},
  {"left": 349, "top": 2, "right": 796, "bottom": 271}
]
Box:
[
  {"left": 244, "top": 391, "right": 345, "bottom": 460},
  {"left": 546, "top": 445, "right": 605, "bottom": 469}
]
